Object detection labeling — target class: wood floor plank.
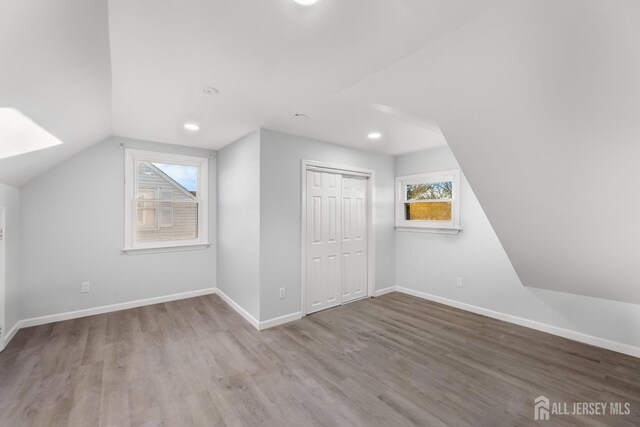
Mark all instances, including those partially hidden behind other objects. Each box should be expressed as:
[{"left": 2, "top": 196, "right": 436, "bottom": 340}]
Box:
[{"left": 1, "top": 292, "right": 639, "bottom": 426}]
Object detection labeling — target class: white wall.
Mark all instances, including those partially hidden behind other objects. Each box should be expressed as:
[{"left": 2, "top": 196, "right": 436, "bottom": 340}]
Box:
[
  {"left": 6, "top": 128, "right": 639, "bottom": 355},
  {"left": 395, "top": 146, "right": 640, "bottom": 352},
  {"left": 344, "top": 0, "right": 640, "bottom": 304},
  {"left": 19, "top": 137, "right": 217, "bottom": 319},
  {"left": 259, "top": 129, "right": 395, "bottom": 321},
  {"left": 217, "top": 130, "right": 261, "bottom": 320},
  {"left": 0, "top": 183, "right": 21, "bottom": 338}
]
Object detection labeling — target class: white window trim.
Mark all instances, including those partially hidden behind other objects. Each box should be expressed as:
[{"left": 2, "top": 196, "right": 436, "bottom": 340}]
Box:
[
  {"left": 395, "top": 169, "right": 461, "bottom": 234},
  {"left": 123, "top": 149, "right": 209, "bottom": 253}
]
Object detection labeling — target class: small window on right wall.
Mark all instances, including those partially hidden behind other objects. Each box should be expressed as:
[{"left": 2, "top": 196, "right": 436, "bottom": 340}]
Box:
[{"left": 395, "top": 169, "right": 461, "bottom": 233}]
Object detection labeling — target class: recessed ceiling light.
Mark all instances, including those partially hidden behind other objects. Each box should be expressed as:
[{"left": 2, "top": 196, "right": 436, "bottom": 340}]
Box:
[
  {"left": 368, "top": 132, "right": 382, "bottom": 140},
  {"left": 184, "top": 123, "right": 200, "bottom": 132},
  {"left": 203, "top": 86, "right": 219, "bottom": 95},
  {"left": 294, "top": 113, "right": 309, "bottom": 119},
  {"left": 293, "top": 0, "right": 321, "bottom": 5}
]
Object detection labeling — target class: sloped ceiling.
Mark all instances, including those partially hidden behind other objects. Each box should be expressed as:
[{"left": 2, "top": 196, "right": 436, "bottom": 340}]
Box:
[
  {"left": 107, "top": 0, "right": 501, "bottom": 154},
  {"left": 1, "top": 0, "right": 505, "bottom": 187},
  {"left": 0, "top": 0, "right": 112, "bottom": 187},
  {"left": 342, "top": 0, "right": 640, "bottom": 303},
  {"left": 3, "top": 0, "right": 638, "bottom": 305}
]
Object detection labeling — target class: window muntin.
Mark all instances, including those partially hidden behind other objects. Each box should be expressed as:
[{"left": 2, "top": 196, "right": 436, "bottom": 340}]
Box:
[
  {"left": 137, "top": 188, "right": 159, "bottom": 229},
  {"left": 159, "top": 189, "right": 174, "bottom": 228},
  {"left": 125, "top": 150, "right": 209, "bottom": 251},
  {"left": 395, "top": 170, "right": 460, "bottom": 232}
]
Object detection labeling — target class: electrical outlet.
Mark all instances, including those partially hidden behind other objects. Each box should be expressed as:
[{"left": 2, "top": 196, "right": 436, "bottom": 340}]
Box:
[
  {"left": 456, "top": 277, "right": 463, "bottom": 288},
  {"left": 81, "top": 281, "right": 91, "bottom": 293},
  {"left": 279, "top": 287, "right": 286, "bottom": 299}
]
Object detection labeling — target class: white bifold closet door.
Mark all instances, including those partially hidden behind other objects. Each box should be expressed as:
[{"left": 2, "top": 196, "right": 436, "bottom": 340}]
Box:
[
  {"left": 306, "top": 171, "right": 368, "bottom": 315},
  {"left": 340, "top": 176, "right": 367, "bottom": 303}
]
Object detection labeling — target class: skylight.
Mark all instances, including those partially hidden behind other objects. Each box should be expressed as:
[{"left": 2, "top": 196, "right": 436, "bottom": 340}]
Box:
[{"left": 0, "top": 108, "right": 63, "bottom": 159}]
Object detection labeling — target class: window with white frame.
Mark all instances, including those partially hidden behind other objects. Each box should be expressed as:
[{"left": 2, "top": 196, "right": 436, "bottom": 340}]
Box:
[
  {"left": 395, "top": 169, "right": 461, "bottom": 233},
  {"left": 124, "top": 149, "right": 209, "bottom": 251}
]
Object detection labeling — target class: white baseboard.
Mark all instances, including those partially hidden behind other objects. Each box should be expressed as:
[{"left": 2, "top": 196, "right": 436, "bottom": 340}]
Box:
[
  {"left": 4, "top": 284, "right": 637, "bottom": 359},
  {"left": 214, "top": 288, "right": 260, "bottom": 329},
  {"left": 373, "top": 286, "right": 396, "bottom": 297},
  {"left": 19, "top": 288, "right": 218, "bottom": 329},
  {"left": 1, "top": 288, "right": 217, "bottom": 351},
  {"left": 214, "top": 288, "right": 302, "bottom": 330},
  {"left": 1, "top": 286, "right": 305, "bottom": 352},
  {"left": 259, "top": 311, "right": 302, "bottom": 329},
  {"left": 1, "top": 321, "right": 21, "bottom": 351},
  {"left": 394, "top": 286, "right": 640, "bottom": 359}
]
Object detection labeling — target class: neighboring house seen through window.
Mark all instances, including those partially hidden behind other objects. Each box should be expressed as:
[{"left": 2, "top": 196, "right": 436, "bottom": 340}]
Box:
[
  {"left": 124, "top": 149, "right": 209, "bottom": 252},
  {"left": 137, "top": 188, "right": 159, "bottom": 229}
]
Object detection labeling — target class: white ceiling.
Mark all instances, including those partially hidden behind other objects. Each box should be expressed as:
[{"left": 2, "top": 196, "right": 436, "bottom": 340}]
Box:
[
  {"left": 0, "top": 0, "right": 503, "bottom": 187},
  {"left": 0, "top": 0, "right": 112, "bottom": 187},
  {"left": 5, "top": 0, "right": 638, "bottom": 304},
  {"left": 342, "top": 0, "right": 640, "bottom": 304},
  {"left": 108, "top": 0, "right": 502, "bottom": 155}
]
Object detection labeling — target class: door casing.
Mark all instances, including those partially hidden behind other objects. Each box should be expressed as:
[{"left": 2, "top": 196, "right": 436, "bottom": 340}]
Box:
[{"left": 301, "top": 160, "right": 375, "bottom": 317}]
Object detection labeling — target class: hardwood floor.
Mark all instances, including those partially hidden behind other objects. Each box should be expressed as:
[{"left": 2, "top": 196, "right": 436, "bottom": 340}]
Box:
[{"left": 0, "top": 292, "right": 638, "bottom": 426}]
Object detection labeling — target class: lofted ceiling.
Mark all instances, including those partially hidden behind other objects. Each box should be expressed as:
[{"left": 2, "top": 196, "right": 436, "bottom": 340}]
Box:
[
  {"left": 0, "top": 0, "right": 112, "bottom": 187},
  {"left": 1, "top": 0, "right": 507, "bottom": 187},
  {"left": 1, "top": 0, "right": 505, "bottom": 187},
  {"left": 107, "top": 0, "right": 501, "bottom": 154},
  {"left": 2, "top": 0, "right": 639, "bottom": 305},
  {"left": 343, "top": 0, "right": 640, "bottom": 304}
]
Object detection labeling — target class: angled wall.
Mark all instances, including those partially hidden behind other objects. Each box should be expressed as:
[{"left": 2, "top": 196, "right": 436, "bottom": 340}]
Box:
[
  {"left": 396, "top": 147, "right": 640, "bottom": 353},
  {"left": 345, "top": 0, "right": 640, "bottom": 304}
]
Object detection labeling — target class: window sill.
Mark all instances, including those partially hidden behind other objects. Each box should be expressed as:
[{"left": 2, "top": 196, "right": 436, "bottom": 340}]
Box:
[
  {"left": 122, "top": 243, "right": 211, "bottom": 255},
  {"left": 395, "top": 226, "right": 461, "bottom": 235}
]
